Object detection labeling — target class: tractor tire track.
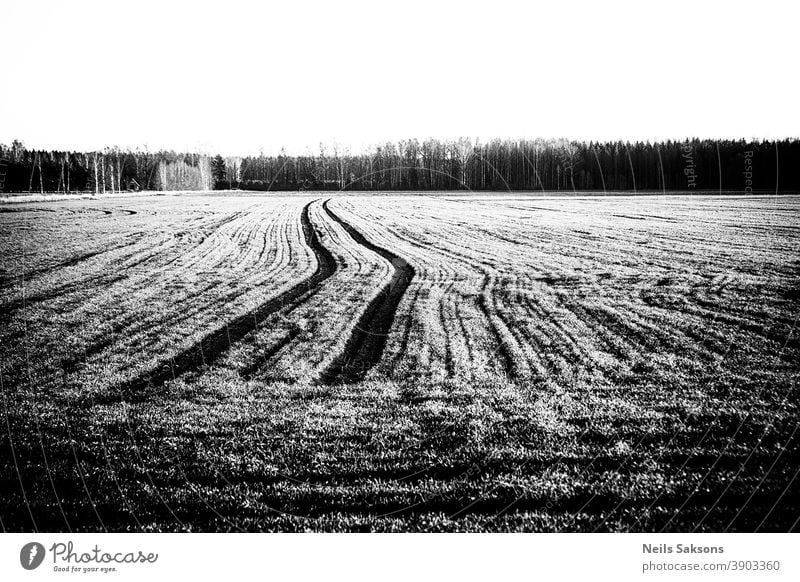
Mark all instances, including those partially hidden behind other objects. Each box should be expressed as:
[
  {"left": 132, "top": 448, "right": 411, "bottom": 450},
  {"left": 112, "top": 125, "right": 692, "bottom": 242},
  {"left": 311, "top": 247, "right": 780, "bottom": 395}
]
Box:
[
  {"left": 387, "top": 284, "right": 423, "bottom": 375},
  {"left": 116, "top": 200, "right": 336, "bottom": 398},
  {"left": 320, "top": 200, "right": 415, "bottom": 385}
]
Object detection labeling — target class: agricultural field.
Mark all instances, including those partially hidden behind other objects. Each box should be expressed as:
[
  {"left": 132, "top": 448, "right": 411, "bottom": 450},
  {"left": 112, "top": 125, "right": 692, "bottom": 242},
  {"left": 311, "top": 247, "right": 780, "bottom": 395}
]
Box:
[{"left": 0, "top": 192, "right": 798, "bottom": 532}]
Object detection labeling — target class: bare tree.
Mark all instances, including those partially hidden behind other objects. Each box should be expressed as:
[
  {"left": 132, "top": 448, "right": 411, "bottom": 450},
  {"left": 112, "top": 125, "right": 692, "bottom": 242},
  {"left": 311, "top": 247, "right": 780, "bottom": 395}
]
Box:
[
  {"left": 452, "top": 137, "right": 473, "bottom": 188},
  {"left": 93, "top": 153, "right": 100, "bottom": 194}
]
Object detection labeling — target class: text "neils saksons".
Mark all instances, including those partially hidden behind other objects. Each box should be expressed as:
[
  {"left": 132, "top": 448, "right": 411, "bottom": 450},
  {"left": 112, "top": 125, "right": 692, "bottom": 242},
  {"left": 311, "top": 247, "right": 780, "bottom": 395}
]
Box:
[{"left": 643, "top": 544, "right": 723, "bottom": 554}]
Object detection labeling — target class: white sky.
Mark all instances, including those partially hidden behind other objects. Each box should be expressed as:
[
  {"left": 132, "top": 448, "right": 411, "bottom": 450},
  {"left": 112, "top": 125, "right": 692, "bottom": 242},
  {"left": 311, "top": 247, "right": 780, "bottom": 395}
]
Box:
[{"left": 1, "top": 0, "right": 798, "bottom": 155}]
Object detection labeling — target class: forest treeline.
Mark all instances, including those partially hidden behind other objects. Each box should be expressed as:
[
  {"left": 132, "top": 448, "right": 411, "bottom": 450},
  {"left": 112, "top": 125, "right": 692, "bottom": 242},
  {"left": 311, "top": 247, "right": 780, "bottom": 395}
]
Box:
[{"left": 1, "top": 138, "right": 798, "bottom": 193}]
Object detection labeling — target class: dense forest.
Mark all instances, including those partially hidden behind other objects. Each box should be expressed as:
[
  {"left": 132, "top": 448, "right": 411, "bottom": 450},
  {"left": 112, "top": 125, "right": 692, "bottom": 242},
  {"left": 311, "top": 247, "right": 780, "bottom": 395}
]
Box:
[{"left": 1, "top": 138, "right": 798, "bottom": 194}]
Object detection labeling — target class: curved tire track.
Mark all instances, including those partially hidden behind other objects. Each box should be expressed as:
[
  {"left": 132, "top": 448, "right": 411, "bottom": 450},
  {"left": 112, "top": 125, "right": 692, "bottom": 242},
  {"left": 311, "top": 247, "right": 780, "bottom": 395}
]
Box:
[
  {"left": 117, "top": 200, "right": 336, "bottom": 398},
  {"left": 320, "top": 199, "right": 415, "bottom": 385}
]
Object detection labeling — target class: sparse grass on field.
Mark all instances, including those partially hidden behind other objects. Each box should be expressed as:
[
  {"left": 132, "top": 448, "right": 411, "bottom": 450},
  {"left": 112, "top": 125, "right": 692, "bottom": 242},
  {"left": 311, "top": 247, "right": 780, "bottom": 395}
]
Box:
[{"left": 0, "top": 193, "right": 798, "bottom": 531}]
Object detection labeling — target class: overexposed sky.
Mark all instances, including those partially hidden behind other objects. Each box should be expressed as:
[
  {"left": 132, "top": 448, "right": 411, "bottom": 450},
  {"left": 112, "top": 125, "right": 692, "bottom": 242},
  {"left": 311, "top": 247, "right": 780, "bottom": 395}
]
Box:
[{"left": 1, "top": 0, "right": 798, "bottom": 155}]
